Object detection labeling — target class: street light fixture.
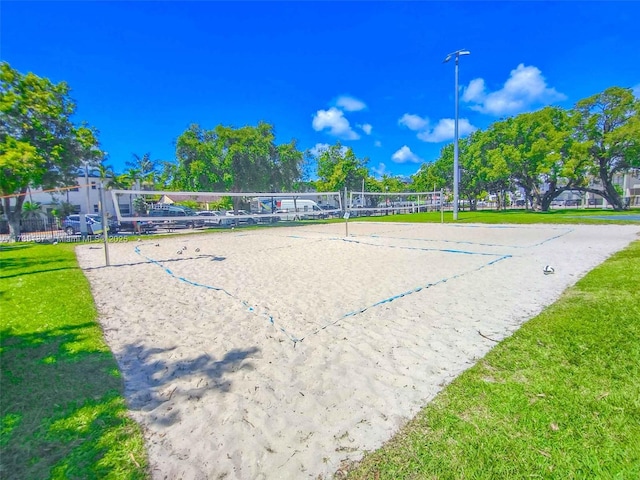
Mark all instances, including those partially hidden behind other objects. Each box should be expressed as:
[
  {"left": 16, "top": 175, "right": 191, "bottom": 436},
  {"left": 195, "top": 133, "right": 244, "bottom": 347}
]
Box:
[{"left": 443, "top": 49, "right": 470, "bottom": 221}]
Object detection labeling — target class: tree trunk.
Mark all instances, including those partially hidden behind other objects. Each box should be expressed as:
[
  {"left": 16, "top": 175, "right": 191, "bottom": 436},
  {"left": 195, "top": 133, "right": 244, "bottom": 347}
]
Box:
[
  {"left": 7, "top": 214, "right": 22, "bottom": 242},
  {"left": 540, "top": 193, "right": 554, "bottom": 212},
  {"left": 2, "top": 191, "right": 27, "bottom": 242},
  {"left": 598, "top": 160, "right": 624, "bottom": 210},
  {"left": 3, "top": 191, "right": 27, "bottom": 242},
  {"left": 602, "top": 179, "right": 624, "bottom": 210}
]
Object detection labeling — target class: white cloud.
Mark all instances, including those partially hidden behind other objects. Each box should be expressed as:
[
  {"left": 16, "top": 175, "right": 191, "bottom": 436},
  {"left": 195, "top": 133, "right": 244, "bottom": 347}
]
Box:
[
  {"left": 391, "top": 145, "right": 423, "bottom": 164},
  {"left": 372, "top": 162, "right": 388, "bottom": 178},
  {"left": 399, "top": 112, "right": 476, "bottom": 144},
  {"left": 309, "top": 142, "right": 348, "bottom": 157},
  {"left": 335, "top": 95, "right": 366, "bottom": 112},
  {"left": 312, "top": 107, "right": 360, "bottom": 140},
  {"left": 462, "top": 78, "right": 486, "bottom": 103},
  {"left": 633, "top": 83, "right": 640, "bottom": 98},
  {"left": 359, "top": 123, "right": 373, "bottom": 135},
  {"left": 417, "top": 118, "right": 477, "bottom": 143},
  {"left": 398, "top": 113, "right": 428, "bottom": 131},
  {"left": 374, "top": 140, "right": 382, "bottom": 147},
  {"left": 463, "top": 64, "right": 566, "bottom": 116},
  {"left": 309, "top": 143, "right": 330, "bottom": 157}
]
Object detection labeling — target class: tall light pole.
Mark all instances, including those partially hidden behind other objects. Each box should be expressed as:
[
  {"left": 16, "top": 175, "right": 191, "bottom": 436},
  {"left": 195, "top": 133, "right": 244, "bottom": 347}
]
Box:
[
  {"left": 83, "top": 161, "right": 91, "bottom": 214},
  {"left": 444, "top": 49, "right": 470, "bottom": 221}
]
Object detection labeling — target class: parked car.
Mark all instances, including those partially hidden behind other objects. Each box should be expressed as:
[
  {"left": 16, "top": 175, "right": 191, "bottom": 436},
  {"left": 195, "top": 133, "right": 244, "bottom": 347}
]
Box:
[
  {"left": 63, "top": 214, "right": 117, "bottom": 235},
  {"left": 149, "top": 205, "right": 205, "bottom": 228},
  {"left": 117, "top": 219, "right": 157, "bottom": 233},
  {"left": 273, "top": 209, "right": 300, "bottom": 221},
  {"left": 195, "top": 211, "right": 228, "bottom": 226},
  {"left": 225, "top": 210, "right": 257, "bottom": 225},
  {"left": 87, "top": 214, "right": 119, "bottom": 233}
]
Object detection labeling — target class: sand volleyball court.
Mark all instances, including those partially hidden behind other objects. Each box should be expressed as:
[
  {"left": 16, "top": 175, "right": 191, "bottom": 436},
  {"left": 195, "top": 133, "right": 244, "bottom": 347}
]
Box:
[{"left": 76, "top": 222, "right": 639, "bottom": 479}]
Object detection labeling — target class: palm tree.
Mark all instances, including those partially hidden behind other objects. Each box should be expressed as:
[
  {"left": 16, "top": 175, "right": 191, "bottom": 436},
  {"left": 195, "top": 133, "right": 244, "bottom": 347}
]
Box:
[
  {"left": 21, "top": 201, "right": 42, "bottom": 218},
  {"left": 96, "top": 163, "right": 115, "bottom": 188},
  {"left": 126, "top": 153, "right": 159, "bottom": 190}
]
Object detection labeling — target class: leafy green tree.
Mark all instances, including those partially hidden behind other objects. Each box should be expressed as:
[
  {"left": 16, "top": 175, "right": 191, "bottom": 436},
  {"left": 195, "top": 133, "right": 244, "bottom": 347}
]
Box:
[
  {"left": 415, "top": 140, "right": 485, "bottom": 210},
  {"left": 483, "top": 107, "right": 589, "bottom": 211},
  {"left": 412, "top": 150, "right": 451, "bottom": 194},
  {"left": 174, "top": 124, "right": 218, "bottom": 191},
  {"left": 0, "top": 62, "right": 101, "bottom": 240},
  {"left": 412, "top": 87, "right": 638, "bottom": 213},
  {"left": 174, "top": 122, "right": 305, "bottom": 212},
  {"left": 466, "top": 129, "right": 513, "bottom": 210},
  {"left": 314, "top": 142, "right": 369, "bottom": 192},
  {"left": 573, "top": 86, "right": 640, "bottom": 209},
  {"left": 157, "top": 160, "right": 178, "bottom": 190},
  {"left": 271, "top": 140, "right": 304, "bottom": 192},
  {"left": 379, "top": 174, "right": 406, "bottom": 193},
  {"left": 312, "top": 142, "right": 369, "bottom": 210},
  {"left": 456, "top": 135, "right": 490, "bottom": 210}
]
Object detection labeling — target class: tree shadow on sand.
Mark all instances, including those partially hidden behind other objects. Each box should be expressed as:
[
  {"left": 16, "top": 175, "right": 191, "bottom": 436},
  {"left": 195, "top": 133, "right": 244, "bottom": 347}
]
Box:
[{"left": 115, "top": 343, "right": 261, "bottom": 427}]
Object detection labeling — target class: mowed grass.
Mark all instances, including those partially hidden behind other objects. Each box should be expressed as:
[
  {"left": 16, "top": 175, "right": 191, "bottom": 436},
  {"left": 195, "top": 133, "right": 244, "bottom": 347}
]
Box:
[
  {"left": 345, "top": 240, "right": 640, "bottom": 479},
  {"left": 0, "top": 243, "right": 148, "bottom": 479},
  {"left": 349, "top": 207, "right": 640, "bottom": 225}
]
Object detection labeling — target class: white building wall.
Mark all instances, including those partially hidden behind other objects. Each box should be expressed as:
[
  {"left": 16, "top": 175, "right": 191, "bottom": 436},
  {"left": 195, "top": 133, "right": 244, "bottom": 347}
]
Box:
[{"left": 26, "top": 175, "right": 117, "bottom": 216}]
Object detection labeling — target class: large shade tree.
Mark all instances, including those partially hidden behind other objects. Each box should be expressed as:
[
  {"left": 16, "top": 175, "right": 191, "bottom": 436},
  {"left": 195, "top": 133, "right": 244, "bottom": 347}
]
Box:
[
  {"left": 174, "top": 122, "right": 304, "bottom": 210},
  {"left": 484, "top": 107, "right": 589, "bottom": 211},
  {"left": 0, "top": 62, "right": 101, "bottom": 240},
  {"left": 573, "top": 86, "right": 640, "bottom": 209},
  {"left": 412, "top": 87, "right": 637, "bottom": 212}
]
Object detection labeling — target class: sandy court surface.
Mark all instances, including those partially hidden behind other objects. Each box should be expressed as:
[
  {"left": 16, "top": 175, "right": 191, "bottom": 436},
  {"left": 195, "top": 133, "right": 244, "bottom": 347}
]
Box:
[{"left": 76, "top": 222, "right": 639, "bottom": 479}]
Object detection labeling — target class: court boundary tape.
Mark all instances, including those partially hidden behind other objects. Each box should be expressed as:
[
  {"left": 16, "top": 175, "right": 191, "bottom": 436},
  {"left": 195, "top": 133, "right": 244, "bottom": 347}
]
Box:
[
  {"left": 367, "top": 226, "right": 573, "bottom": 249},
  {"left": 133, "top": 243, "right": 512, "bottom": 346},
  {"left": 297, "top": 253, "right": 512, "bottom": 342},
  {"left": 133, "top": 245, "right": 302, "bottom": 343},
  {"left": 292, "top": 224, "right": 573, "bottom": 249}
]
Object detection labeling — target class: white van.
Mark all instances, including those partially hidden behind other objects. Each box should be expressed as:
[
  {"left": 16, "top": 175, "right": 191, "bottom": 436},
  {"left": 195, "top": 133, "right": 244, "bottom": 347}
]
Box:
[
  {"left": 274, "top": 199, "right": 324, "bottom": 220},
  {"left": 251, "top": 197, "right": 325, "bottom": 221}
]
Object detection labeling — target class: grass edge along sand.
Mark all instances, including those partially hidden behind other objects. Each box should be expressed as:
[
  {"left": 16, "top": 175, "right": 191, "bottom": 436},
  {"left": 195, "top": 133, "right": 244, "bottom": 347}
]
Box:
[
  {"left": 348, "top": 207, "right": 640, "bottom": 225},
  {"left": 0, "top": 243, "right": 149, "bottom": 479},
  {"left": 343, "top": 239, "right": 640, "bottom": 479}
]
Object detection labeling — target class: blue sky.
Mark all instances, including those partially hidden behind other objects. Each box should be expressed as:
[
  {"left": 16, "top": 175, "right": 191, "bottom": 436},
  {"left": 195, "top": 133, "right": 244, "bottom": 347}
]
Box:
[{"left": 2, "top": 1, "right": 639, "bottom": 180}]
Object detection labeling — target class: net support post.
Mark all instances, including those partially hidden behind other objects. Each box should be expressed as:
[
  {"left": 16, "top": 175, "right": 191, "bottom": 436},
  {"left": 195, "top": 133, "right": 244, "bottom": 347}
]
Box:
[
  {"left": 99, "top": 182, "right": 110, "bottom": 266},
  {"left": 343, "top": 211, "right": 350, "bottom": 237}
]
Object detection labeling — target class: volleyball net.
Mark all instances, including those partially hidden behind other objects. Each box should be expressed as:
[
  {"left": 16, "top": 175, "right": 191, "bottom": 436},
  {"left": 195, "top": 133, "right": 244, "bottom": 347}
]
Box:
[
  {"left": 109, "top": 189, "right": 343, "bottom": 227},
  {"left": 347, "top": 189, "right": 443, "bottom": 217}
]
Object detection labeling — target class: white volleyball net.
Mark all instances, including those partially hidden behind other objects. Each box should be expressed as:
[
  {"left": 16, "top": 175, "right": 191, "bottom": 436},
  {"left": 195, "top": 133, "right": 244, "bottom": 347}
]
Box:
[
  {"left": 109, "top": 189, "right": 343, "bottom": 229},
  {"left": 347, "top": 190, "right": 443, "bottom": 218}
]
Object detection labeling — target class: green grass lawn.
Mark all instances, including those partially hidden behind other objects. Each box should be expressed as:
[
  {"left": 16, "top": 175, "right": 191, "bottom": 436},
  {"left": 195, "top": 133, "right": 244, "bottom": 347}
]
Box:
[
  {"left": 345, "top": 240, "right": 640, "bottom": 479},
  {"left": 0, "top": 243, "right": 148, "bottom": 479},
  {"left": 347, "top": 207, "right": 640, "bottom": 225}
]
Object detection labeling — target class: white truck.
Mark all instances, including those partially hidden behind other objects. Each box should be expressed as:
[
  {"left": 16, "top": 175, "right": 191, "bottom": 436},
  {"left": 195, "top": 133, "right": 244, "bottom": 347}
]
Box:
[{"left": 251, "top": 197, "right": 325, "bottom": 221}]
